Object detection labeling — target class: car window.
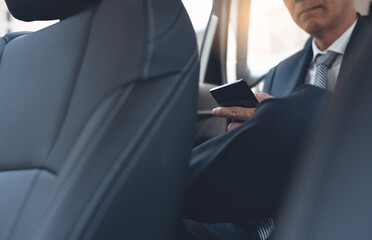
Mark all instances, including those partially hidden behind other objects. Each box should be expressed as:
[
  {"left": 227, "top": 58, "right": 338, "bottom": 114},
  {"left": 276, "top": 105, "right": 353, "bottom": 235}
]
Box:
[
  {"left": 182, "top": 0, "right": 213, "bottom": 49},
  {"left": 0, "top": 1, "right": 57, "bottom": 35},
  {"left": 247, "top": 0, "right": 309, "bottom": 79},
  {"left": 1, "top": 0, "right": 212, "bottom": 40}
]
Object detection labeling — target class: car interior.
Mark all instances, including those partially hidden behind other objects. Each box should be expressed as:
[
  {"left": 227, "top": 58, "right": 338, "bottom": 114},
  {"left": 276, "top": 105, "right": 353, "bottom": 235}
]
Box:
[{"left": 1, "top": 0, "right": 372, "bottom": 239}]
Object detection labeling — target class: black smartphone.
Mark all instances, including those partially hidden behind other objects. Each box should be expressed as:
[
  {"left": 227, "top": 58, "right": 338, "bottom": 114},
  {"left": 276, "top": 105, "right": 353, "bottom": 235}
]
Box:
[{"left": 209, "top": 79, "right": 258, "bottom": 108}]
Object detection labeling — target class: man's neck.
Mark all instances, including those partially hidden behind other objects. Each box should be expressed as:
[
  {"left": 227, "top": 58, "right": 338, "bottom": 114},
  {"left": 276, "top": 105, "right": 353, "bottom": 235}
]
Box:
[{"left": 314, "top": 13, "right": 358, "bottom": 51}]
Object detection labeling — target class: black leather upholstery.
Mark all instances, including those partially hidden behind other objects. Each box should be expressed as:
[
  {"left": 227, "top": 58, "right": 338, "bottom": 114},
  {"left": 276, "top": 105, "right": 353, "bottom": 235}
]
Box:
[{"left": 0, "top": 0, "right": 199, "bottom": 239}]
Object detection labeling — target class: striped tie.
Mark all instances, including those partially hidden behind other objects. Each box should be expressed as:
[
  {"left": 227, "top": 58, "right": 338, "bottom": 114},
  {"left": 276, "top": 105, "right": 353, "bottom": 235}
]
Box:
[
  {"left": 256, "top": 218, "right": 275, "bottom": 240},
  {"left": 314, "top": 51, "right": 339, "bottom": 89}
]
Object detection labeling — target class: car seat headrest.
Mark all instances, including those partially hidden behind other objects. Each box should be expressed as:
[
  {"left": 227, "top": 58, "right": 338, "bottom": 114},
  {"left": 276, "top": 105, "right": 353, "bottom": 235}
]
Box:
[{"left": 5, "top": 0, "right": 101, "bottom": 21}]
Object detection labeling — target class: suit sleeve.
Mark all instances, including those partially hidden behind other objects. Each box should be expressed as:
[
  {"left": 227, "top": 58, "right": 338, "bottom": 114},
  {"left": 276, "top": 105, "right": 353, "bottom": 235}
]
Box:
[{"left": 183, "top": 85, "right": 331, "bottom": 223}]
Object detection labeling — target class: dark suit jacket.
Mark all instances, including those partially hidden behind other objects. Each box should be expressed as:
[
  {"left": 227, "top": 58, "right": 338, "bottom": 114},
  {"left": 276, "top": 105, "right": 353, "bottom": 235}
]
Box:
[
  {"left": 263, "top": 14, "right": 371, "bottom": 97},
  {"left": 184, "top": 85, "right": 331, "bottom": 223}
]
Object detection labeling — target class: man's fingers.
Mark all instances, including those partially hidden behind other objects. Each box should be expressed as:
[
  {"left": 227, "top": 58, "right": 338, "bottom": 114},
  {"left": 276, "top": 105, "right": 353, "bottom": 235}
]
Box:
[
  {"left": 211, "top": 93, "right": 273, "bottom": 121},
  {"left": 255, "top": 92, "right": 274, "bottom": 103},
  {"left": 212, "top": 106, "right": 255, "bottom": 121},
  {"left": 227, "top": 122, "right": 242, "bottom": 131}
]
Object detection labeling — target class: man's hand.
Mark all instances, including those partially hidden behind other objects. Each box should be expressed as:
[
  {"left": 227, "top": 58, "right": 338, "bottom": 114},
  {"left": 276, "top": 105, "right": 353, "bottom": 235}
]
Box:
[{"left": 212, "top": 93, "right": 274, "bottom": 131}]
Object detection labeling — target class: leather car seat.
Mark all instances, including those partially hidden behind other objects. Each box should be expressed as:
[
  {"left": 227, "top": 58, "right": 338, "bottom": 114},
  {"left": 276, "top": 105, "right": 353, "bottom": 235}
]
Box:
[{"left": 0, "top": 0, "right": 199, "bottom": 239}]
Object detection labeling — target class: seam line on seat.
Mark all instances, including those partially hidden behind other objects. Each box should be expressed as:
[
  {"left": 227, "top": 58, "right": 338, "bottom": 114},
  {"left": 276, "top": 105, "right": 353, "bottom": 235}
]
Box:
[
  {"left": 142, "top": 0, "right": 155, "bottom": 81},
  {"left": 0, "top": 167, "right": 57, "bottom": 175},
  {"left": 153, "top": 5, "right": 183, "bottom": 42},
  {"left": 3, "top": 166, "right": 56, "bottom": 240},
  {"left": 0, "top": 32, "right": 29, "bottom": 64},
  {"left": 44, "top": 8, "right": 98, "bottom": 167},
  {"left": 78, "top": 50, "right": 198, "bottom": 240},
  {"left": 30, "top": 82, "right": 136, "bottom": 240}
]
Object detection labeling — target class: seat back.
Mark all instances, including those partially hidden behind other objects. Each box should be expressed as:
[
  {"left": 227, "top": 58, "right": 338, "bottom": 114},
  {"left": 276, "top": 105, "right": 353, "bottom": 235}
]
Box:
[
  {"left": 0, "top": 0, "right": 199, "bottom": 239},
  {"left": 272, "top": 26, "right": 372, "bottom": 240}
]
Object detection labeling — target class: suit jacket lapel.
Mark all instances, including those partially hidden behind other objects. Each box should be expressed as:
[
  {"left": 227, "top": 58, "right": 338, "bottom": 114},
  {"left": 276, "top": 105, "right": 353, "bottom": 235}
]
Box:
[
  {"left": 271, "top": 39, "right": 313, "bottom": 97},
  {"left": 288, "top": 39, "right": 313, "bottom": 91}
]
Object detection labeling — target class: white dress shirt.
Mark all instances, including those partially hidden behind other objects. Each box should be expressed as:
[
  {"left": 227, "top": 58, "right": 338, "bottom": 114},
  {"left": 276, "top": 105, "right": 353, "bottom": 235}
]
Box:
[{"left": 305, "top": 20, "right": 357, "bottom": 91}]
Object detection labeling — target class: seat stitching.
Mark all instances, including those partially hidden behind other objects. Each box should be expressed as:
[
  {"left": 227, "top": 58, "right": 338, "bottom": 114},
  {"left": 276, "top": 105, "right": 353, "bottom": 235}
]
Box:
[
  {"left": 30, "top": 82, "right": 135, "bottom": 240},
  {"left": 44, "top": 8, "right": 97, "bottom": 168},
  {"left": 141, "top": 0, "right": 155, "bottom": 81},
  {"left": 3, "top": 166, "right": 55, "bottom": 240},
  {"left": 78, "top": 50, "right": 198, "bottom": 240},
  {"left": 0, "top": 32, "right": 29, "bottom": 64},
  {"left": 0, "top": 167, "right": 56, "bottom": 175},
  {"left": 153, "top": 5, "right": 183, "bottom": 42}
]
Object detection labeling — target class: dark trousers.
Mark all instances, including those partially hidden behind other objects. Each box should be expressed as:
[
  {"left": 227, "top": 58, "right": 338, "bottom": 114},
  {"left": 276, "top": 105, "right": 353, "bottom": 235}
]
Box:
[{"left": 178, "top": 85, "right": 330, "bottom": 239}]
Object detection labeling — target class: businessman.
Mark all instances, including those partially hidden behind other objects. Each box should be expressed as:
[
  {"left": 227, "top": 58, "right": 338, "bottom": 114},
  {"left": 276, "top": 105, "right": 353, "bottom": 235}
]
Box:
[
  {"left": 216, "top": 0, "right": 370, "bottom": 132},
  {"left": 179, "top": 0, "right": 372, "bottom": 239}
]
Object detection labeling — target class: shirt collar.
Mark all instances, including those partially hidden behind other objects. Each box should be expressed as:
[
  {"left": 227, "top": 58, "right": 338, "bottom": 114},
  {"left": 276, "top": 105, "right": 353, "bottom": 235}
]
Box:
[{"left": 312, "top": 19, "right": 357, "bottom": 61}]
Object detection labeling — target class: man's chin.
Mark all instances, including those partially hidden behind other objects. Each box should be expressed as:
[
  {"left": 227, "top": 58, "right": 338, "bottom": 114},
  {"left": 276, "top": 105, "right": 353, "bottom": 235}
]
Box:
[{"left": 301, "top": 21, "right": 326, "bottom": 37}]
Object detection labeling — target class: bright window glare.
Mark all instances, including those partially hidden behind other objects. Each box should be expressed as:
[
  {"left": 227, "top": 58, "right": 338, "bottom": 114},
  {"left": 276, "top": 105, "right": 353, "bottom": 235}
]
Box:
[
  {"left": 10, "top": 20, "right": 58, "bottom": 32},
  {"left": 0, "top": 1, "right": 57, "bottom": 35},
  {"left": 182, "top": 0, "right": 212, "bottom": 33},
  {"left": 247, "top": 0, "right": 309, "bottom": 77},
  {"left": 260, "top": 0, "right": 285, "bottom": 10}
]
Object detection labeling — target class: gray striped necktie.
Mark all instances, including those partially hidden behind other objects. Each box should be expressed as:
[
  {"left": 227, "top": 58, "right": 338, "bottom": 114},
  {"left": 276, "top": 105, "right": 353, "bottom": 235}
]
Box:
[
  {"left": 314, "top": 51, "right": 339, "bottom": 89},
  {"left": 256, "top": 218, "right": 275, "bottom": 240}
]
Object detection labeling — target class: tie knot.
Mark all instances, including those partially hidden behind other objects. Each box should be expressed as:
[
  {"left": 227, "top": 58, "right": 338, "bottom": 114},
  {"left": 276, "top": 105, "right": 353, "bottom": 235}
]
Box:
[{"left": 315, "top": 51, "right": 339, "bottom": 69}]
